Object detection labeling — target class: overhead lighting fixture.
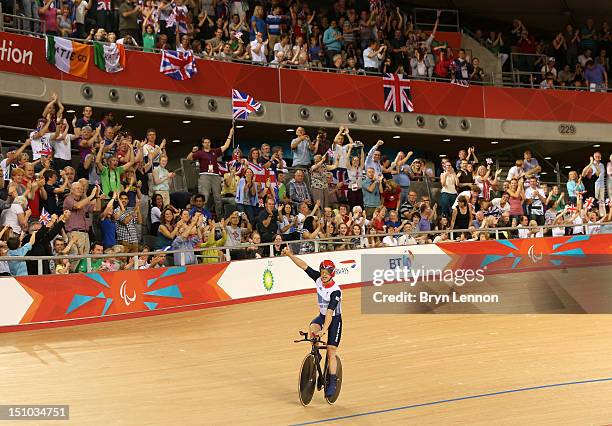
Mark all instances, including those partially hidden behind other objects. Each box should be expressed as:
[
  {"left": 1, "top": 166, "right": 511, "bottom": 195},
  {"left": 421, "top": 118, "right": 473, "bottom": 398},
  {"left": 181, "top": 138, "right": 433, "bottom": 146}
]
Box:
[
  {"left": 564, "top": 165, "right": 572, "bottom": 169},
  {"left": 286, "top": 128, "right": 295, "bottom": 132},
  {"left": 491, "top": 141, "right": 499, "bottom": 144},
  {"left": 544, "top": 156, "right": 551, "bottom": 160},
  {"left": 593, "top": 144, "right": 601, "bottom": 147},
  {"left": 541, "top": 172, "right": 548, "bottom": 175},
  {"left": 125, "top": 115, "right": 135, "bottom": 119},
  {"left": 235, "top": 125, "right": 244, "bottom": 129},
  {"left": 392, "top": 135, "right": 400, "bottom": 139},
  {"left": 10, "top": 103, "right": 20, "bottom": 107},
  {"left": 439, "top": 154, "right": 446, "bottom": 157},
  {"left": 182, "top": 120, "right": 191, "bottom": 124},
  {"left": 172, "top": 139, "right": 181, "bottom": 143},
  {"left": 442, "top": 138, "right": 451, "bottom": 142},
  {"left": 66, "top": 109, "right": 75, "bottom": 113}
]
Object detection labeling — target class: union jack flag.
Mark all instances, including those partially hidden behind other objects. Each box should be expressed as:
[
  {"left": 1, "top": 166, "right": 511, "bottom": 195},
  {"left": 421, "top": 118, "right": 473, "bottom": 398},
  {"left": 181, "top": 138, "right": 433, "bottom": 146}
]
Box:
[
  {"left": 566, "top": 205, "right": 577, "bottom": 214},
  {"left": 39, "top": 208, "right": 51, "bottom": 226},
  {"left": 583, "top": 197, "right": 595, "bottom": 211},
  {"left": 383, "top": 73, "right": 414, "bottom": 113},
  {"left": 232, "top": 89, "right": 261, "bottom": 120},
  {"left": 160, "top": 50, "right": 197, "bottom": 80}
]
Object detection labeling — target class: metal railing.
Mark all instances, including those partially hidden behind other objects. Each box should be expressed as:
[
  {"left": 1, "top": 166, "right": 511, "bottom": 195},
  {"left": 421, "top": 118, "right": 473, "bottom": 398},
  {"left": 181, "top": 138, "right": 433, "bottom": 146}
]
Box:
[
  {"left": 0, "top": 7, "right": 46, "bottom": 34},
  {"left": 2, "top": 221, "right": 610, "bottom": 275}
]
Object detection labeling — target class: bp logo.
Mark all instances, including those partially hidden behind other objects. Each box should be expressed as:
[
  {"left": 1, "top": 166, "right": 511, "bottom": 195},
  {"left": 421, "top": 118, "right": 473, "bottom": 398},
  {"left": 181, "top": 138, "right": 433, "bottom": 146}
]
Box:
[{"left": 262, "top": 269, "right": 274, "bottom": 291}]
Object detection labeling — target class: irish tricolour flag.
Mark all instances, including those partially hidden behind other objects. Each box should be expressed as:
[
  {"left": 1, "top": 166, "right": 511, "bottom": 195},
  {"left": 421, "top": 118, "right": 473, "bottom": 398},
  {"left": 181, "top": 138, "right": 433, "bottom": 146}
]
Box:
[
  {"left": 45, "top": 35, "right": 90, "bottom": 78},
  {"left": 93, "top": 42, "right": 126, "bottom": 73}
]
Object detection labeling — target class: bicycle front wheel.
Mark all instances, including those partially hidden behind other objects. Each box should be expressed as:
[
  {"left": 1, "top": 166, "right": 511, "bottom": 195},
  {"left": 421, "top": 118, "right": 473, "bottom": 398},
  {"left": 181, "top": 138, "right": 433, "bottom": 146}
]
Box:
[
  {"left": 298, "top": 354, "right": 317, "bottom": 406},
  {"left": 324, "top": 356, "right": 343, "bottom": 405}
]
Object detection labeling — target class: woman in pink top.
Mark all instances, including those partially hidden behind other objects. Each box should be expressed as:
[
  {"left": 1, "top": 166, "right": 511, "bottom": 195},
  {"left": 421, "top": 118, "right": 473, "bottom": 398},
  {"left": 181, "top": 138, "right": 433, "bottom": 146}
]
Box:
[
  {"left": 506, "top": 178, "right": 525, "bottom": 221},
  {"left": 39, "top": 0, "right": 59, "bottom": 35}
]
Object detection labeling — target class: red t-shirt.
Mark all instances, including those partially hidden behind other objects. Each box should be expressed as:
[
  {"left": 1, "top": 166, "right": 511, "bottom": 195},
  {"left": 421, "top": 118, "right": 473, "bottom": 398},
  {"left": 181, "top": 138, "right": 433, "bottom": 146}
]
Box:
[
  {"left": 382, "top": 186, "right": 401, "bottom": 209},
  {"left": 193, "top": 148, "right": 223, "bottom": 175},
  {"left": 518, "top": 37, "right": 536, "bottom": 54},
  {"left": 371, "top": 217, "right": 385, "bottom": 232},
  {"left": 23, "top": 178, "right": 41, "bottom": 218}
]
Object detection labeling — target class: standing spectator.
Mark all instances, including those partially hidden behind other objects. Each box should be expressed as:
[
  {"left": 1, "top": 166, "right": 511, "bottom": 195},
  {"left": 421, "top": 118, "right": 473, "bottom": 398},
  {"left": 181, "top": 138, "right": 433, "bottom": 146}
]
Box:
[
  {"left": 38, "top": 0, "right": 59, "bottom": 36},
  {"left": 525, "top": 177, "right": 546, "bottom": 225},
  {"left": 249, "top": 5, "right": 267, "bottom": 41},
  {"left": 584, "top": 60, "right": 608, "bottom": 92},
  {"left": 362, "top": 167, "right": 383, "bottom": 218},
  {"left": 114, "top": 191, "right": 141, "bottom": 252},
  {"left": 235, "top": 168, "right": 260, "bottom": 223},
  {"left": 266, "top": 6, "right": 284, "bottom": 50},
  {"left": 450, "top": 195, "right": 472, "bottom": 231},
  {"left": 607, "top": 155, "right": 612, "bottom": 204},
  {"left": 365, "top": 140, "right": 383, "bottom": 177},
  {"left": 290, "top": 127, "right": 314, "bottom": 168},
  {"left": 566, "top": 170, "right": 584, "bottom": 205},
  {"left": 250, "top": 32, "right": 269, "bottom": 64},
  {"left": 7, "top": 232, "right": 37, "bottom": 276},
  {"left": 451, "top": 49, "right": 473, "bottom": 84},
  {"left": 440, "top": 161, "right": 459, "bottom": 218},
  {"left": 152, "top": 155, "right": 174, "bottom": 206},
  {"left": 95, "top": 0, "right": 113, "bottom": 33},
  {"left": 363, "top": 40, "right": 386, "bottom": 73},
  {"left": 119, "top": 0, "right": 143, "bottom": 45},
  {"left": 486, "top": 31, "right": 509, "bottom": 67},
  {"left": 0, "top": 196, "right": 30, "bottom": 236},
  {"left": 95, "top": 141, "right": 140, "bottom": 198},
  {"left": 323, "top": 20, "right": 343, "bottom": 67},
  {"left": 470, "top": 58, "right": 485, "bottom": 82},
  {"left": 589, "top": 152, "right": 606, "bottom": 216},
  {"left": 522, "top": 150, "right": 541, "bottom": 180},
  {"left": 63, "top": 184, "right": 100, "bottom": 255},
  {"left": 187, "top": 127, "right": 234, "bottom": 219}
]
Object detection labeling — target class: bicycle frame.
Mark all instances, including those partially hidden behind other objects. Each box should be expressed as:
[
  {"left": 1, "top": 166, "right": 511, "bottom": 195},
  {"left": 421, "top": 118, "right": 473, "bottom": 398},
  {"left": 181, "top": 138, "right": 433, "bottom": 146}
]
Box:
[{"left": 296, "top": 332, "right": 329, "bottom": 389}]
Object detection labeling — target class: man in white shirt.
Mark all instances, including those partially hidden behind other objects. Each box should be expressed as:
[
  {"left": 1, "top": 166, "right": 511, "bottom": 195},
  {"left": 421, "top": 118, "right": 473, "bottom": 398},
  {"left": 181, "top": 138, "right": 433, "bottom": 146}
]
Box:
[
  {"left": 452, "top": 185, "right": 481, "bottom": 209},
  {"left": 29, "top": 117, "right": 54, "bottom": 161},
  {"left": 524, "top": 177, "right": 546, "bottom": 225},
  {"left": 491, "top": 192, "right": 511, "bottom": 213},
  {"left": 273, "top": 34, "right": 292, "bottom": 59},
  {"left": 396, "top": 222, "right": 417, "bottom": 245},
  {"left": 250, "top": 32, "right": 268, "bottom": 64},
  {"left": 363, "top": 40, "right": 386, "bottom": 72},
  {"left": 506, "top": 159, "right": 524, "bottom": 181}
]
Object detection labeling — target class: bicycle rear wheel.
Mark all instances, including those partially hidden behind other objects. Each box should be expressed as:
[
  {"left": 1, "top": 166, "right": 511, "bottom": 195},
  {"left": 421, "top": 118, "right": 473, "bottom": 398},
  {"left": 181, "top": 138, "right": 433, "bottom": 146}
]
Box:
[
  {"left": 324, "top": 356, "right": 343, "bottom": 405},
  {"left": 298, "top": 354, "right": 317, "bottom": 406}
]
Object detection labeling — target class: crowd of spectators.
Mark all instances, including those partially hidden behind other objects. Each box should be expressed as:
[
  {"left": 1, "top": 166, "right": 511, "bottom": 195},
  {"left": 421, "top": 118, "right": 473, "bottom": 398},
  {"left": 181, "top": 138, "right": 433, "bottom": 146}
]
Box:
[
  {"left": 0, "top": 93, "right": 611, "bottom": 277},
  {"left": 6, "top": 0, "right": 486, "bottom": 83},
  {"left": 472, "top": 17, "right": 609, "bottom": 91}
]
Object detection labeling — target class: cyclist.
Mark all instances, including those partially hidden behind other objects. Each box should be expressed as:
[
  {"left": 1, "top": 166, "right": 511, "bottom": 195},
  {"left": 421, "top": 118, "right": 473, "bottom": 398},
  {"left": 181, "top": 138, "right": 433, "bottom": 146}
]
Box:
[{"left": 284, "top": 246, "right": 342, "bottom": 398}]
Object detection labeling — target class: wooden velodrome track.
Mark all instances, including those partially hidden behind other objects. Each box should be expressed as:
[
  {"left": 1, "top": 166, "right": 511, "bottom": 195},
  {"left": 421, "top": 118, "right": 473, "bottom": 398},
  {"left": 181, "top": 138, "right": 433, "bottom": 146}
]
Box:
[{"left": 2, "top": 267, "right": 612, "bottom": 425}]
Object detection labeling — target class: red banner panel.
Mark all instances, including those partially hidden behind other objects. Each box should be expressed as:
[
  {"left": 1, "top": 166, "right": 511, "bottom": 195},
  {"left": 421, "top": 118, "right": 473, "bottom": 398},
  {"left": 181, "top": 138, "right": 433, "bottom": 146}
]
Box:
[{"left": 2, "top": 32, "right": 612, "bottom": 123}]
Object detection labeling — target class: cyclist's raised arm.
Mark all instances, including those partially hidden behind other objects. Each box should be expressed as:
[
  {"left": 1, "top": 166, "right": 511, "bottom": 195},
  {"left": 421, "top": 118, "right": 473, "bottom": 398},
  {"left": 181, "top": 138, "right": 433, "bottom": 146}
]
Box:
[{"left": 283, "top": 246, "right": 308, "bottom": 270}]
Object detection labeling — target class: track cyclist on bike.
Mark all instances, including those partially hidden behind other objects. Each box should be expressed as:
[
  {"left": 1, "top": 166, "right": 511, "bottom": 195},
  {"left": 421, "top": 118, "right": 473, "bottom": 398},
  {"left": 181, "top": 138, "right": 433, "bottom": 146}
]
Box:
[{"left": 284, "top": 246, "right": 342, "bottom": 398}]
